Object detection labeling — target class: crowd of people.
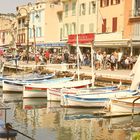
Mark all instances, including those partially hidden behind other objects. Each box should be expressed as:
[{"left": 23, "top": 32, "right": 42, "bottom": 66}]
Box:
[{"left": 0, "top": 48, "right": 138, "bottom": 71}]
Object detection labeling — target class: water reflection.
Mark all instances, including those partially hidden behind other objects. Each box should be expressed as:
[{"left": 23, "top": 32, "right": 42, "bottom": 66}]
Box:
[{"left": 1, "top": 93, "right": 140, "bottom": 140}]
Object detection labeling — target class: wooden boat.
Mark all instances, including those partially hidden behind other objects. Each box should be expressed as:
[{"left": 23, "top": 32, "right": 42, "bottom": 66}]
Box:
[
  {"left": 107, "top": 96, "right": 140, "bottom": 113},
  {"left": 3, "top": 76, "right": 73, "bottom": 93},
  {"left": 23, "top": 79, "right": 92, "bottom": 98},
  {"left": 47, "top": 86, "right": 118, "bottom": 101},
  {"left": 0, "top": 73, "right": 55, "bottom": 87},
  {"left": 60, "top": 90, "right": 138, "bottom": 108}
]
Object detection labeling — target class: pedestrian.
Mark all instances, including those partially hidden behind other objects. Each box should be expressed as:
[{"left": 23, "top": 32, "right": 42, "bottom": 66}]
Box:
[{"left": 35, "top": 53, "right": 40, "bottom": 65}]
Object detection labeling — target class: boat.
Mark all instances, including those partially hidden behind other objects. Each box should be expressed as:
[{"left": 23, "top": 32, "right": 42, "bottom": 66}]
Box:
[
  {"left": 23, "top": 79, "right": 92, "bottom": 98},
  {"left": 3, "top": 76, "right": 73, "bottom": 93},
  {"left": 107, "top": 55, "right": 140, "bottom": 113},
  {"left": 60, "top": 90, "right": 138, "bottom": 108},
  {"left": 0, "top": 73, "right": 55, "bottom": 91},
  {"left": 47, "top": 86, "right": 118, "bottom": 101},
  {"left": 107, "top": 96, "right": 140, "bottom": 113},
  {"left": 0, "top": 72, "right": 55, "bottom": 87}
]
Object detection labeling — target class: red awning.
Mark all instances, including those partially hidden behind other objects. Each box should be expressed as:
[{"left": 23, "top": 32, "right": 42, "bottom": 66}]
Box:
[{"left": 67, "top": 33, "right": 95, "bottom": 45}]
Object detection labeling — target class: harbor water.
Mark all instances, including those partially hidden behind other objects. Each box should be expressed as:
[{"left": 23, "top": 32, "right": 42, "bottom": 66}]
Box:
[{"left": 0, "top": 89, "right": 140, "bottom": 140}]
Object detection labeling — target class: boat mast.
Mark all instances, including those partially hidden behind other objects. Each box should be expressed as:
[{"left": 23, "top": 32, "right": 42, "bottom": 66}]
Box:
[{"left": 76, "top": 0, "right": 80, "bottom": 80}]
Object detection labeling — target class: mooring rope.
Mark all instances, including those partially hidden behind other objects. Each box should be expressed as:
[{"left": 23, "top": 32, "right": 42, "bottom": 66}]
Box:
[{"left": 5, "top": 123, "right": 35, "bottom": 140}]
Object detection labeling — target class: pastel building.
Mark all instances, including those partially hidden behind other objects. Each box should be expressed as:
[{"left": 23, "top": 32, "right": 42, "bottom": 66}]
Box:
[
  {"left": 61, "top": 0, "right": 140, "bottom": 55},
  {"left": 0, "top": 14, "right": 16, "bottom": 49},
  {"left": 129, "top": 0, "right": 140, "bottom": 55},
  {"left": 16, "top": 1, "right": 65, "bottom": 52},
  {"left": 61, "top": 0, "right": 96, "bottom": 53}
]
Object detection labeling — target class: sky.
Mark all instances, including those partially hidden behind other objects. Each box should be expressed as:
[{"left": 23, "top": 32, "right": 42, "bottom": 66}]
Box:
[{"left": 0, "top": 0, "right": 35, "bottom": 13}]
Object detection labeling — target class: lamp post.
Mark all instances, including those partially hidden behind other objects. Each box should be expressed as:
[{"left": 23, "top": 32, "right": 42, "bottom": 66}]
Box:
[{"left": 17, "top": 6, "right": 39, "bottom": 64}]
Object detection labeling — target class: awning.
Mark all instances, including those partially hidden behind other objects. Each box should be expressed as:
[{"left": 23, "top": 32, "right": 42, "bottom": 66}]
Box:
[
  {"left": 36, "top": 42, "right": 66, "bottom": 48},
  {"left": 94, "top": 39, "right": 129, "bottom": 48}
]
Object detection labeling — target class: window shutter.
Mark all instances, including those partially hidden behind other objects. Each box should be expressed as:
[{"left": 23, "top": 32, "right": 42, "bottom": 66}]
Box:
[
  {"left": 102, "top": 19, "right": 106, "bottom": 33},
  {"left": 100, "top": 0, "right": 103, "bottom": 7},
  {"left": 112, "top": 17, "right": 117, "bottom": 32}
]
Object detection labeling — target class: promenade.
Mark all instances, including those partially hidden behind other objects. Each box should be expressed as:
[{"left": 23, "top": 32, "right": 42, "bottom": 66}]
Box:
[{"left": 4, "top": 60, "right": 132, "bottom": 83}]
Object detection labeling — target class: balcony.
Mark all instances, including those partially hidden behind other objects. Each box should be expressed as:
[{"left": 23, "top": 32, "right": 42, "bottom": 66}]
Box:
[{"left": 129, "top": 9, "right": 140, "bottom": 22}]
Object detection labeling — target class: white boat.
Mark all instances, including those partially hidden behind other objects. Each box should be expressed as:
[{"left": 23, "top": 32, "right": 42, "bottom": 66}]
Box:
[
  {"left": 1, "top": 73, "right": 55, "bottom": 91},
  {"left": 23, "top": 79, "right": 92, "bottom": 98},
  {"left": 0, "top": 73, "right": 55, "bottom": 87},
  {"left": 3, "top": 76, "right": 73, "bottom": 93},
  {"left": 107, "top": 96, "right": 140, "bottom": 113},
  {"left": 47, "top": 86, "right": 118, "bottom": 101},
  {"left": 60, "top": 90, "right": 138, "bottom": 108}
]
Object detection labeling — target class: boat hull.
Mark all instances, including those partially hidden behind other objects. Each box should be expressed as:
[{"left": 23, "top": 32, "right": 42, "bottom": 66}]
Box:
[
  {"left": 60, "top": 90, "right": 138, "bottom": 108},
  {"left": 109, "top": 96, "right": 140, "bottom": 113}
]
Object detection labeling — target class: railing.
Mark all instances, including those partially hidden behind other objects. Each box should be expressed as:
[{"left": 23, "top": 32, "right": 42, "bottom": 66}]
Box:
[{"left": 129, "top": 9, "right": 140, "bottom": 18}]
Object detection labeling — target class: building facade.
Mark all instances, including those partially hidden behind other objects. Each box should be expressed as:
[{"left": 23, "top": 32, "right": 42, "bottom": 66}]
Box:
[
  {"left": 61, "top": 0, "right": 140, "bottom": 56},
  {"left": 0, "top": 13, "right": 16, "bottom": 49}
]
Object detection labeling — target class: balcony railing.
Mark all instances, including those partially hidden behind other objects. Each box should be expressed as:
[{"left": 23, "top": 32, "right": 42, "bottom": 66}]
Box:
[{"left": 129, "top": 9, "right": 140, "bottom": 22}]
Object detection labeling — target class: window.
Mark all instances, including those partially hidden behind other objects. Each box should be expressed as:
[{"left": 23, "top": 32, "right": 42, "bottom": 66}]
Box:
[
  {"left": 111, "top": 0, "right": 120, "bottom": 5},
  {"left": 102, "top": 19, "right": 106, "bottom": 33},
  {"left": 65, "top": 4, "right": 68, "bottom": 17},
  {"left": 89, "top": 1, "right": 96, "bottom": 14},
  {"left": 29, "top": 28, "right": 32, "bottom": 38},
  {"left": 89, "top": 23, "right": 94, "bottom": 32},
  {"left": 37, "top": 11, "right": 41, "bottom": 22},
  {"left": 100, "top": 0, "right": 109, "bottom": 7},
  {"left": 112, "top": 17, "right": 117, "bottom": 32},
  {"left": 23, "top": 33, "right": 25, "bottom": 43},
  {"left": 80, "top": 3, "right": 86, "bottom": 15},
  {"left": 72, "top": 22, "right": 76, "bottom": 34},
  {"left": 135, "top": 0, "right": 140, "bottom": 16},
  {"left": 38, "top": 27, "right": 42, "bottom": 37},
  {"left": 72, "top": 2, "right": 76, "bottom": 16},
  {"left": 36, "top": 27, "right": 42, "bottom": 37},
  {"left": 60, "top": 28, "right": 63, "bottom": 40},
  {"left": 22, "top": 19, "right": 25, "bottom": 27},
  {"left": 100, "top": 0, "right": 103, "bottom": 7},
  {"left": 31, "top": 13, "right": 35, "bottom": 23},
  {"left": 18, "top": 19, "right": 21, "bottom": 28},
  {"left": 64, "top": 24, "right": 69, "bottom": 36},
  {"left": 80, "top": 24, "right": 84, "bottom": 33}
]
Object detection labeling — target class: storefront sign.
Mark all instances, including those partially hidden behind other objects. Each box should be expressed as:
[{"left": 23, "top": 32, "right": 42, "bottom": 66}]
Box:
[{"left": 67, "top": 33, "right": 95, "bottom": 45}]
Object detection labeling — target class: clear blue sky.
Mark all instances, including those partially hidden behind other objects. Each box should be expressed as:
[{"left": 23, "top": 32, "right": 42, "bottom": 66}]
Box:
[{"left": 0, "top": 0, "right": 35, "bottom": 13}]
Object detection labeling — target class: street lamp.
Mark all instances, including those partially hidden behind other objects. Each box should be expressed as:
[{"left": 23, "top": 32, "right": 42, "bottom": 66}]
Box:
[{"left": 17, "top": 6, "right": 39, "bottom": 63}]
